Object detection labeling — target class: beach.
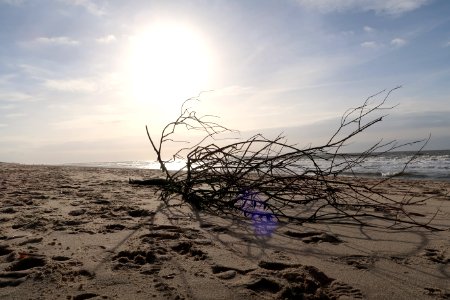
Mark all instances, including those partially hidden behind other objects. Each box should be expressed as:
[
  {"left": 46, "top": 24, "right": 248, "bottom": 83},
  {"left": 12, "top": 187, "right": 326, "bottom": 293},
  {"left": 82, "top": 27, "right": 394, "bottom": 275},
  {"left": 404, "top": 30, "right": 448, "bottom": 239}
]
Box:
[{"left": 0, "top": 163, "right": 449, "bottom": 299}]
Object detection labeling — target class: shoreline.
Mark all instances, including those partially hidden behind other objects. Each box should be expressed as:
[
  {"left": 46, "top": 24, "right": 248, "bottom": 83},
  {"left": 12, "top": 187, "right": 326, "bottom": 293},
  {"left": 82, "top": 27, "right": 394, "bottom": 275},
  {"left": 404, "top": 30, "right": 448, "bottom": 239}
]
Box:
[
  {"left": 0, "top": 163, "right": 449, "bottom": 299},
  {"left": 2, "top": 161, "right": 450, "bottom": 182}
]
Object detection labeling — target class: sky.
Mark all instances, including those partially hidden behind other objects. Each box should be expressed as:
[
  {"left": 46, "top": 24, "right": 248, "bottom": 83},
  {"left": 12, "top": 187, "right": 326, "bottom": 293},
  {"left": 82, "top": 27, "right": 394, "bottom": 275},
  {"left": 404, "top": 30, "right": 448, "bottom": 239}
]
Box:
[{"left": 0, "top": 0, "right": 449, "bottom": 164}]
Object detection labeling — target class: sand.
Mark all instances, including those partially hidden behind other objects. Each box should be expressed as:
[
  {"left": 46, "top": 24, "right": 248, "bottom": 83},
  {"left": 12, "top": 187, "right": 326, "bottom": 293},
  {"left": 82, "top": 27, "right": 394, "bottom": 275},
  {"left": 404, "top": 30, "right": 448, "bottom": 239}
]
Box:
[{"left": 0, "top": 163, "right": 449, "bottom": 300}]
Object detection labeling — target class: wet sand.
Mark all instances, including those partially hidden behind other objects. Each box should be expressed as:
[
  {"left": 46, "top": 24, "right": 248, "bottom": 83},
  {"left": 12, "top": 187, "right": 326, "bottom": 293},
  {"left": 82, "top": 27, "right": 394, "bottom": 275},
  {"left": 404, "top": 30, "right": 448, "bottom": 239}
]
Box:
[{"left": 0, "top": 163, "right": 449, "bottom": 299}]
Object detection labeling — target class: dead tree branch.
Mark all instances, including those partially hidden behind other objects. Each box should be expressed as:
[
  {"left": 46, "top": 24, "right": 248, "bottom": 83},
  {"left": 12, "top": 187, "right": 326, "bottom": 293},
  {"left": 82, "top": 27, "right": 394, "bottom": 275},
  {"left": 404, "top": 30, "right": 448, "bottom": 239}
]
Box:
[{"left": 137, "top": 88, "right": 438, "bottom": 230}]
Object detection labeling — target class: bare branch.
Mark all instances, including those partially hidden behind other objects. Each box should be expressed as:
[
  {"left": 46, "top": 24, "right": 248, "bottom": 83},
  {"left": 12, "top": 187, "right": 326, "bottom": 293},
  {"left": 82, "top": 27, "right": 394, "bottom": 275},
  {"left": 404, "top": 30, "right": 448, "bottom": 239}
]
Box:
[{"left": 135, "top": 88, "right": 439, "bottom": 231}]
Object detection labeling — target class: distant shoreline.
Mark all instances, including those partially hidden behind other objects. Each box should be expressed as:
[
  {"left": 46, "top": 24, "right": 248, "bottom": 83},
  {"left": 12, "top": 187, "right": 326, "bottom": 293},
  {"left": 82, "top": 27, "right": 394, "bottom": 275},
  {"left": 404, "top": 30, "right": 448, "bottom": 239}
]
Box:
[{"left": 2, "top": 160, "right": 450, "bottom": 182}]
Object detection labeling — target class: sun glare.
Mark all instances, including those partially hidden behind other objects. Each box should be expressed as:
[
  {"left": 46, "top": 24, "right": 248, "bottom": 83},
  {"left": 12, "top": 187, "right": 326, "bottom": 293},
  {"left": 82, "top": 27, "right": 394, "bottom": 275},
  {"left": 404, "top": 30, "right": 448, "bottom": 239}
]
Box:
[{"left": 128, "top": 22, "right": 213, "bottom": 113}]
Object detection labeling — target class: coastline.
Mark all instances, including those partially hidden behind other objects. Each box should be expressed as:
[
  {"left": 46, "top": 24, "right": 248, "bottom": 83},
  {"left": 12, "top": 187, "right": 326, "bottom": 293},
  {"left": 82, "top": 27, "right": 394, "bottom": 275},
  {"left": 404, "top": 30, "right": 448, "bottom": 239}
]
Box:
[
  {"left": 0, "top": 163, "right": 449, "bottom": 299},
  {"left": 58, "top": 149, "right": 450, "bottom": 182}
]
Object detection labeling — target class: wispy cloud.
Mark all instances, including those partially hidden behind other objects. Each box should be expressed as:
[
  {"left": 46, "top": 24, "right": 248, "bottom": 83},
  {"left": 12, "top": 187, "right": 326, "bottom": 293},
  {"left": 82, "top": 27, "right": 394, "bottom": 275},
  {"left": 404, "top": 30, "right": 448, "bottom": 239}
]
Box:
[
  {"left": 50, "top": 114, "right": 125, "bottom": 130},
  {"left": 294, "top": 0, "right": 432, "bottom": 15},
  {"left": 0, "top": 74, "right": 17, "bottom": 85},
  {"left": 34, "top": 36, "right": 80, "bottom": 46},
  {"left": 43, "top": 78, "right": 98, "bottom": 93},
  {"left": 59, "top": 0, "right": 106, "bottom": 16},
  {"left": 5, "top": 112, "right": 26, "bottom": 119},
  {"left": 445, "top": 41, "right": 450, "bottom": 47},
  {"left": 0, "top": 104, "right": 16, "bottom": 110},
  {"left": 212, "top": 85, "right": 256, "bottom": 97},
  {"left": 96, "top": 34, "right": 116, "bottom": 44},
  {"left": 360, "top": 41, "right": 381, "bottom": 48},
  {"left": 391, "top": 37, "right": 407, "bottom": 47},
  {"left": 0, "top": 0, "right": 24, "bottom": 6},
  {"left": 363, "top": 26, "right": 375, "bottom": 33},
  {"left": 0, "top": 91, "right": 32, "bottom": 102},
  {"left": 19, "top": 64, "right": 54, "bottom": 78}
]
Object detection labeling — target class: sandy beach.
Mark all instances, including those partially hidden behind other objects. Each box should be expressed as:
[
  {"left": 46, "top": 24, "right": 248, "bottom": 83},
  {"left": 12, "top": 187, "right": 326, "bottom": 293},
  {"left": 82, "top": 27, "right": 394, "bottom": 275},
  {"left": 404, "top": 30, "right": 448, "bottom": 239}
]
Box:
[{"left": 0, "top": 162, "right": 448, "bottom": 299}]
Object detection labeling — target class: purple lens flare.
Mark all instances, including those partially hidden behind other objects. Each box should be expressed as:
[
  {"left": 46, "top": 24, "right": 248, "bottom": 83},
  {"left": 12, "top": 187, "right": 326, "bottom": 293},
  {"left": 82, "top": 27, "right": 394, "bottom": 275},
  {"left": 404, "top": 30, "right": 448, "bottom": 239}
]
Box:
[{"left": 235, "top": 189, "right": 277, "bottom": 237}]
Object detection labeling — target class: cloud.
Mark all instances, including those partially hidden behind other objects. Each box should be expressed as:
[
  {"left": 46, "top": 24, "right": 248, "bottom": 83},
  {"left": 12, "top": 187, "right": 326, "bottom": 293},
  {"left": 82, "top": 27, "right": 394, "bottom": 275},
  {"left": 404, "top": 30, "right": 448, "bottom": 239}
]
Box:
[
  {"left": 59, "top": 0, "right": 106, "bottom": 16},
  {"left": 0, "top": 91, "right": 32, "bottom": 102},
  {"left": 360, "top": 41, "right": 380, "bottom": 48},
  {"left": 0, "top": 0, "right": 24, "bottom": 5},
  {"left": 363, "top": 26, "right": 375, "bottom": 33},
  {"left": 391, "top": 38, "right": 407, "bottom": 47},
  {"left": 43, "top": 78, "right": 98, "bottom": 93},
  {"left": 0, "top": 123, "right": 8, "bottom": 128},
  {"left": 96, "top": 34, "right": 116, "bottom": 44},
  {"left": 0, "top": 104, "right": 16, "bottom": 110},
  {"left": 212, "top": 85, "right": 256, "bottom": 97},
  {"left": 0, "top": 74, "right": 17, "bottom": 85},
  {"left": 18, "top": 64, "right": 53, "bottom": 78},
  {"left": 50, "top": 114, "right": 125, "bottom": 131},
  {"left": 5, "top": 112, "right": 26, "bottom": 119},
  {"left": 294, "top": 0, "right": 432, "bottom": 15},
  {"left": 445, "top": 41, "right": 450, "bottom": 47},
  {"left": 34, "top": 36, "right": 80, "bottom": 46}
]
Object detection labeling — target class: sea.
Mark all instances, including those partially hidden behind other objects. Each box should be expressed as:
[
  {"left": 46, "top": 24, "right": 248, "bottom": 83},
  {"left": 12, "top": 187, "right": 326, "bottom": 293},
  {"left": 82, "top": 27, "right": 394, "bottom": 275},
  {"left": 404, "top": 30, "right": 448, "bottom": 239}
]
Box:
[{"left": 68, "top": 150, "right": 450, "bottom": 181}]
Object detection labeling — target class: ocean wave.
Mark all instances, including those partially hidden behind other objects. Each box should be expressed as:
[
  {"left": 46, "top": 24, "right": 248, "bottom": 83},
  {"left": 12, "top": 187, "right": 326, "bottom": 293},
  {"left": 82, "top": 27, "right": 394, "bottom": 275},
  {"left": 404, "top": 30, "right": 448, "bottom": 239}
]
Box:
[{"left": 67, "top": 149, "right": 450, "bottom": 181}]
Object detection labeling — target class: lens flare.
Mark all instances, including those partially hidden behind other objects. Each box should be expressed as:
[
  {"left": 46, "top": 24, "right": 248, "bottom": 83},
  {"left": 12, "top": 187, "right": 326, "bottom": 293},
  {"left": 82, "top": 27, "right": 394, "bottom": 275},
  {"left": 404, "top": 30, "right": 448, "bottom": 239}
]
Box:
[{"left": 236, "top": 189, "right": 277, "bottom": 237}]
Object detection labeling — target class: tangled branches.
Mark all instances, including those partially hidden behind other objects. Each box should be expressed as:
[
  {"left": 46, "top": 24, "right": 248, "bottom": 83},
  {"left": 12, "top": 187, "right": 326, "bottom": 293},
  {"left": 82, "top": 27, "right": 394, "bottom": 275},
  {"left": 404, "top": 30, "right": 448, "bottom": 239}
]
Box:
[{"left": 139, "top": 87, "right": 436, "bottom": 230}]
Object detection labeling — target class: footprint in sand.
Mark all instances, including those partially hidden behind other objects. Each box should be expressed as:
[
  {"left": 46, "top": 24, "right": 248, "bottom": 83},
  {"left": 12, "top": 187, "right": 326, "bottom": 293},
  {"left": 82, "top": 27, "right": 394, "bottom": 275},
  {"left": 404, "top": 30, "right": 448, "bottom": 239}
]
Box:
[
  {"left": 12, "top": 217, "right": 49, "bottom": 231},
  {"left": 8, "top": 256, "right": 46, "bottom": 271},
  {"left": 424, "top": 287, "right": 450, "bottom": 299},
  {"left": 284, "top": 230, "right": 343, "bottom": 244},
  {"left": 141, "top": 231, "right": 181, "bottom": 240},
  {"left": 171, "top": 241, "right": 208, "bottom": 260},
  {"left": 211, "top": 263, "right": 255, "bottom": 277},
  {"left": 328, "top": 281, "right": 364, "bottom": 299},
  {"left": 0, "top": 250, "right": 47, "bottom": 288},
  {"left": 144, "top": 224, "right": 205, "bottom": 241},
  {"left": 0, "top": 271, "right": 30, "bottom": 288},
  {"left": 110, "top": 247, "right": 182, "bottom": 299},
  {"left": 103, "top": 224, "right": 127, "bottom": 232},
  {"left": 17, "top": 237, "right": 43, "bottom": 246},
  {"left": 244, "top": 277, "right": 283, "bottom": 294},
  {"left": 68, "top": 209, "right": 86, "bottom": 216},
  {"left": 0, "top": 245, "right": 25, "bottom": 287},
  {"left": 215, "top": 270, "right": 237, "bottom": 279},
  {"left": 422, "top": 248, "right": 449, "bottom": 264},
  {"left": 331, "top": 255, "right": 377, "bottom": 270},
  {"left": 228, "top": 260, "right": 362, "bottom": 299},
  {"left": 0, "top": 245, "right": 13, "bottom": 257},
  {"left": 127, "top": 209, "right": 154, "bottom": 218},
  {"left": 0, "top": 207, "right": 17, "bottom": 214},
  {"left": 200, "top": 223, "right": 229, "bottom": 233},
  {"left": 389, "top": 255, "right": 410, "bottom": 265},
  {"left": 112, "top": 250, "right": 157, "bottom": 270},
  {"left": 72, "top": 292, "right": 101, "bottom": 300},
  {"left": 53, "top": 219, "right": 86, "bottom": 231}
]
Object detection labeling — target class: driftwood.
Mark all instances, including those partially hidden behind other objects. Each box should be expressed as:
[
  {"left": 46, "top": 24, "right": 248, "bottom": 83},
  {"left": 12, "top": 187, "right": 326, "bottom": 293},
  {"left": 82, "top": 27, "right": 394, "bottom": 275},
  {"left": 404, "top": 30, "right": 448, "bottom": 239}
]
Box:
[
  {"left": 129, "top": 178, "right": 170, "bottom": 186},
  {"left": 131, "top": 87, "right": 438, "bottom": 230}
]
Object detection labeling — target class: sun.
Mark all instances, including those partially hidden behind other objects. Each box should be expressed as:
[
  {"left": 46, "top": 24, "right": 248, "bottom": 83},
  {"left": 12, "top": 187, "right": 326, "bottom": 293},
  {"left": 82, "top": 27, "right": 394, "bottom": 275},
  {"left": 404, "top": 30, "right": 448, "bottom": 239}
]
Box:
[{"left": 128, "top": 22, "right": 213, "bottom": 113}]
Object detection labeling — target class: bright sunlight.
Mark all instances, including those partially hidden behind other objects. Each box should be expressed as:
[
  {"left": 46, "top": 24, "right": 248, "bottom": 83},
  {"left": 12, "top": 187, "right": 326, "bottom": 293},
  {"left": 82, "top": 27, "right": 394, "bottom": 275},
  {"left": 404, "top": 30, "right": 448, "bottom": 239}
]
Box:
[{"left": 128, "top": 22, "right": 213, "bottom": 112}]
